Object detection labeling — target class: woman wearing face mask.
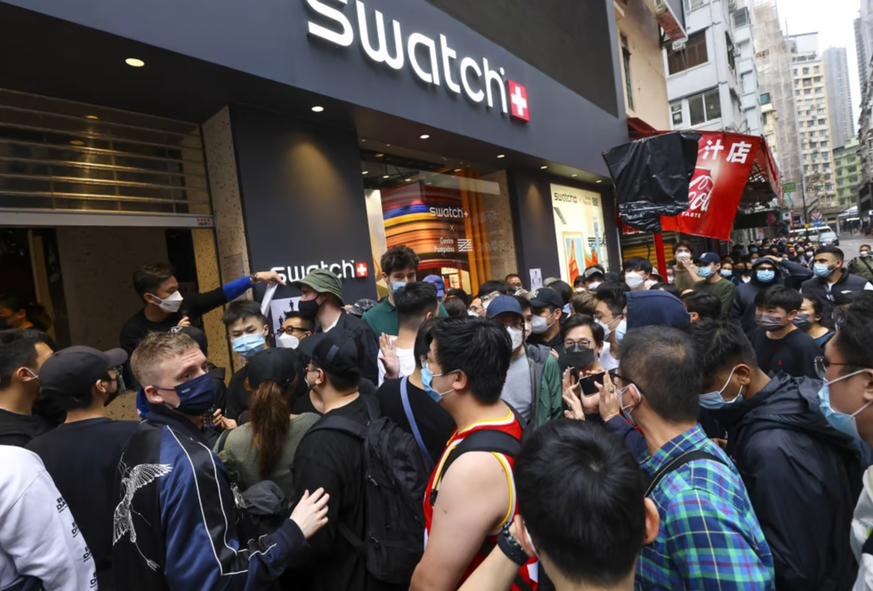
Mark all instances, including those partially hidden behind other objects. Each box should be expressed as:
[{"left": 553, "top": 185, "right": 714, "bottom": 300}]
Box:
[
  {"left": 796, "top": 295, "right": 835, "bottom": 349},
  {"left": 215, "top": 348, "right": 319, "bottom": 501},
  {"left": 559, "top": 315, "right": 604, "bottom": 376}
]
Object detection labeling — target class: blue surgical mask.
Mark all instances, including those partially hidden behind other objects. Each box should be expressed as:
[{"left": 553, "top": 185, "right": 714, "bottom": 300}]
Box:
[
  {"left": 232, "top": 332, "right": 265, "bottom": 358},
  {"left": 814, "top": 263, "right": 835, "bottom": 277},
  {"left": 699, "top": 366, "right": 743, "bottom": 410},
  {"left": 155, "top": 373, "right": 217, "bottom": 416},
  {"left": 698, "top": 266, "right": 714, "bottom": 278},
  {"left": 720, "top": 269, "right": 733, "bottom": 278},
  {"left": 614, "top": 318, "right": 628, "bottom": 344},
  {"left": 751, "top": 248, "right": 759, "bottom": 253},
  {"left": 391, "top": 281, "right": 409, "bottom": 293},
  {"left": 421, "top": 366, "right": 455, "bottom": 403},
  {"left": 817, "top": 371, "right": 873, "bottom": 438},
  {"left": 757, "top": 270, "right": 775, "bottom": 283}
]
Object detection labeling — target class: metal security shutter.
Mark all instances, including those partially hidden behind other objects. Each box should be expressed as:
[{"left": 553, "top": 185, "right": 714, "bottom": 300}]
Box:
[{"left": 0, "top": 88, "right": 212, "bottom": 227}]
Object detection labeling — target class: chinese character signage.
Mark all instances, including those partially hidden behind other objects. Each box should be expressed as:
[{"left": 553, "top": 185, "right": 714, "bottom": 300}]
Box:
[
  {"left": 660, "top": 132, "right": 762, "bottom": 240},
  {"left": 550, "top": 184, "right": 609, "bottom": 284}
]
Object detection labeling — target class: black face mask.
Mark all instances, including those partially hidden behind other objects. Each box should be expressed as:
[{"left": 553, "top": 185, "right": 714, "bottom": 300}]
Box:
[
  {"left": 298, "top": 297, "right": 321, "bottom": 320},
  {"left": 561, "top": 345, "right": 596, "bottom": 369}
]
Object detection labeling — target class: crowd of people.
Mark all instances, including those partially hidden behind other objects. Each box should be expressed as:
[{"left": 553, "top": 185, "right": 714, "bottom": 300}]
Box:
[{"left": 2, "top": 238, "right": 873, "bottom": 591}]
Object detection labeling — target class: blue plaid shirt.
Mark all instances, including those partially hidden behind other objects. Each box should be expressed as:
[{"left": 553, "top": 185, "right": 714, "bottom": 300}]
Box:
[{"left": 636, "top": 425, "right": 775, "bottom": 590}]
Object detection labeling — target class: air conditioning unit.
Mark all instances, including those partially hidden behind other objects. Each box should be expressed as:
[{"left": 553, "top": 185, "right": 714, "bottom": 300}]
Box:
[
  {"left": 672, "top": 39, "right": 687, "bottom": 52},
  {"left": 655, "top": 0, "right": 688, "bottom": 43}
]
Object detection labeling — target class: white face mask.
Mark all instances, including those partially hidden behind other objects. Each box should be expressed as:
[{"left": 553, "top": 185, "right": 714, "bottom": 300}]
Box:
[
  {"left": 575, "top": 287, "right": 586, "bottom": 293},
  {"left": 644, "top": 279, "right": 658, "bottom": 289},
  {"left": 149, "top": 290, "right": 183, "bottom": 313},
  {"left": 588, "top": 281, "right": 602, "bottom": 291},
  {"left": 507, "top": 326, "right": 524, "bottom": 351},
  {"left": 277, "top": 333, "right": 300, "bottom": 349},
  {"left": 625, "top": 273, "right": 645, "bottom": 289}
]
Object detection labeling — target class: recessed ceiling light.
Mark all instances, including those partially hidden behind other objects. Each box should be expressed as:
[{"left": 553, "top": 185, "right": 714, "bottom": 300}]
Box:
[
  {"left": 85, "top": 115, "right": 99, "bottom": 120},
  {"left": 361, "top": 139, "right": 367, "bottom": 143},
  {"left": 497, "top": 154, "right": 506, "bottom": 159},
  {"left": 125, "top": 58, "right": 145, "bottom": 68},
  {"left": 571, "top": 173, "right": 578, "bottom": 177},
  {"left": 311, "top": 106, "right": 324, "bottom": 113},
  {"left": 70, "top": 140, "right": 84, "bottom": 146},
  {"left": 383, "top": 175, "right": 390, "bottom": 179},
  {"left": 420, "top": 134, "right": 430, "bottom": 139},
  {"left": 405, "top": 178, "right": 412, "bottom": 182},
  {"left": 375, "top": 153, "right": 384, "bottom": 158},
  {"left": 386, "top": 144, "right": 391, "bottom": 147},
  {"left": 454, "top": 168, "right": 463, "bottom": 172},
  {"left": 362, "top": 171, "right": 369, "bottom": 175},
  {"left": 596, "top": 180, "right": 603, "bottom": 184},
  {"left": 541, "top": 165, "right": 548, "bottom": 169}
]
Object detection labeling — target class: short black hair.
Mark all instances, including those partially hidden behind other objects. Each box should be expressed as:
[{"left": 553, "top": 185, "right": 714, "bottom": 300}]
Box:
[
  {"left": 428, "top": 317, "right": 511, "bottom": 404},
  {"left": 133, "top": 263, "right": 175, "bottom": 298},
  {"left": 676, "top": 240, "right": 694, "bottom": 253},
  {"left": 561, "top": 315, "right": 605, "bottom": 346},
  {"left": 381, "top": 245, "right": 420, "bottom": 276},
  {"left": 222, "top": 300, "right": 267, "bottom": 328},
  {"left": 651, "top": 282, "right": 681, "bottom": 298},
  {"left": 833, "top": 293, "right": 873, "bottom": 373},
  {"left": 505, "top": 273, "right": 522, "bottom": 283},
  {"left": 594, "top": 282, "right": 627, "bottom": 317},
  {"left": 815, "top": 245, "right": 845, "bottom": 260},
  {"left": 478, "top": 280, "right": 513, "bottom": 298},
  {"left": 0, "top": 329, "right": 49, "bottom": 389},
  {"left": 688, "top": 320, "right": 758, "bottom": 390},
  {"left": 681, "top": 291, "right": 722, "bottom": 320},
  {"left": 624, "top": 257, "right": 653, "bottom": 274},
  {"left": 414, "top": 318, "right": 443, "bottom": 368},
  {"left": 0, "top": 294, "right": 52, "bottom": 332},
  {"left": 284, "top": 311, "right": 315, "bottom": 333},
  {"left": 550, "top": 280, "right": 573, "bottom": 306},
  {"left": 573, "top": 275, "right": 586, "bottom": 288},
  {"left": 619, "top": 326, "right": 700, "bottom": 423},
  {"left": 754, "top": 285, "right": 802, "bottom": 312},
  {"left": 445, "top": 288, "right": 469, "bottom": 307},
  {"left": 176, "top": 325, "right": 209, "bottom": 357},
  {"left": 395, "top": 282, "right": 439, "bottom": 322},
  {"left": 514, "top": 295, "right": 532, "bottom": 312},
  {"left": 802, "top": 294, "right": 832, "bottom": 327},
  {"left": 442, "top": 297, "right": 467, "bottom": 317},
  {"left": 861, "top": 244, "right": 872, "bottom": 252},
  {"left": 516, "top": 421, "right": 646, "bottom": 587}
]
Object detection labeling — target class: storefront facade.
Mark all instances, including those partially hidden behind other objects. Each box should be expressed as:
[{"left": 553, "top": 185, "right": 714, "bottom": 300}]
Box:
[{"left": 0, "top": 0, "right": 628, "bottom": 369}]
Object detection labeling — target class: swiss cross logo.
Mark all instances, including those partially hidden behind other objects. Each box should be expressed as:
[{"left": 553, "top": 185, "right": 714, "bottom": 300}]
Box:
[
  {"left": 508, "top": 81, "right": 530, "bottom": 122},
  {"left": 355, "top": 262, "right": 369, "bottom": 278}
]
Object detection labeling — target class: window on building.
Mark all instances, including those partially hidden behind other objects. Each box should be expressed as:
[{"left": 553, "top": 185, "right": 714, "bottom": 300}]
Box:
[
  {"left": 742, "top": 73, "right": 755, "bottom": 94},
  {"left": 688, "top": 88, "right": 721, "bottom": 125},
  {"left": 760, "top": 92, "right": 772, "bottom": 104},
  {"left": 804, "top": 88, "right": 812, "bottom": 95},
  {"left": 726, "top": 34, "right": 736, "bottom": 71},
  {"left": 803, "top": 67, "right": 810, "bottom": 75},
  {"left": 621, "top": 35, "right": 634, "bottom": 111},
  {"left": 734, "top": 8, "right": 750, "bottom": 28},
  {"left": 683, "top": 0, "right": 708, "bottom": 12},
  {"left": 667, "top": 31, "right": 708, "bottom": 75},
  {"left": 671, "top": 102, "right": 683, "bottom": 126},
  {"left": 850, "top": 176, "right": 859, "bottom": 183},
  {"left": 814, "top": 65, "right": 820, "bottom": 74}
]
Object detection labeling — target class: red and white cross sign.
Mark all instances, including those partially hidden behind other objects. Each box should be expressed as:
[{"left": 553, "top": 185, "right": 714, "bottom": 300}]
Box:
[
  {"left": 508, "top": 81, "right": 530, "bottom": 122},
  {"left": 355, "top": 262, "right": 369, "bottom": 278}
]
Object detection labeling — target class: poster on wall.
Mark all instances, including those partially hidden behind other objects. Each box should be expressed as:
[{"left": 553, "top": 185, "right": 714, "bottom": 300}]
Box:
[
  {"left": 267, "top": 297, "right": 301, "bottom": 337},
  {"left": 550, "top": 184, "right": 608, "bottom": 284}
]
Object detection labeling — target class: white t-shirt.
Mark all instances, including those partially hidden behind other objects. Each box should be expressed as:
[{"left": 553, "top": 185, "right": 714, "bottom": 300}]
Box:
[
  {"left": 377, "top": 346, "right": 417, "bottom": 386},
  {"left": 600, "top": 343, "right": 620, "bottom": 371},
  {"left": 0, "top": 446, "right": 96, "bottom": 591}
]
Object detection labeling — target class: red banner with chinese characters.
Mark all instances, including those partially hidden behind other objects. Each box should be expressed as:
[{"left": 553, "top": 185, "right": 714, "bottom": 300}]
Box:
[{"left": 660, "top": 132, "right": 762, "bottom": 240}]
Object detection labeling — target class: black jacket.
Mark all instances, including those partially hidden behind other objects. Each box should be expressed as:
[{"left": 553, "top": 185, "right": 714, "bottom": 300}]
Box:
[
  {"left": 801, "top": 270, "right": 872, "bottom": 302},
  {"left": 324, "top": 312, "right": 380, "bottom": 386},
  {"left": 731, "top": 259, "right": 783, "bottom": 333},
  {"left": 718, "top": 373, "right": 862, "bottom": 591}
]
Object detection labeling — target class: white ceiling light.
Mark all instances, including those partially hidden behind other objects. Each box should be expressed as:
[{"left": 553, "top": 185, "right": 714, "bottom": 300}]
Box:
[
  {"left": 375, "top": 153, "right": 384, "bottom": 158},
  {"left": 571, "top": 173, "right": 578, "bottom": 177},
  {"left": 311, "top": 106, "right": 325, "bottom": 113},
  {"left": 541, "top": 165, "right": 548, "bottom": 170},
  {"left": 125, "top": 58, "right": 145, "bottom": 68},
  {"left": 596, "top": 180, "right": 603, "bottom": 183},
  {"left": 420, "top": 134, "right": 430, "bottom": 139},
  {"left": 85, "top": 115, "right": 99, "bottom": 120},
  {"left": 497, "top": 154, "right": 505, "bottom": 159},
  {"left": 383, "top": 175, "right": 390, "bottom": 179},
  {"left": 362, "top": 171, "right": 369, "bottom": 175}
]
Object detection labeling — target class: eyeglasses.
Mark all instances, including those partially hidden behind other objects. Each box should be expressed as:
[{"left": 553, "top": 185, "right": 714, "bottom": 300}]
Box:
[
  {"left": 564, "top": 339, "right": 592, "bottom": 349},
  {"left": 814, "top": 356, "right": 853, "bottom": 380},
  {"left": 278, "top": 326, "right": 308, "bottom": 336}
]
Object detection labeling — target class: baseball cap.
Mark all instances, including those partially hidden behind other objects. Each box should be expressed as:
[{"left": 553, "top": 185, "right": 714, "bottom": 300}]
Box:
[
  {"left": 298, "top": 329, "right": 361, "bottom": 382},
  {"left": 696, "top": 252, "right": 721, "bottom": 266},
  {"left": 422, "top": 275, "right": 446, "bottom": 298},
  {"left": 348, "top": 298, "right": 378, "bottom": 317},
  {"left": 626, "top": 291, "right": 690, "bottom": 330},
  {"left": 543, "top": 277, "right": 561, "bottom": 288},
  {"left": 486, "top": 295, "right": 523, "bottom": 319},
  {"left": 40, "top": 346, "right": 128, "bottom": 406},
  {"left": 530, "top": 287, "right": 563, "bottom": 310},
  {"left": 583, "top": 266, "right": 605, "bottom": 280},
  {"left": 292, "top": 269, "right": 344, "bottom": 305},
  {"left": 247, "top": 348, "right": 301, "bottom": 389}
]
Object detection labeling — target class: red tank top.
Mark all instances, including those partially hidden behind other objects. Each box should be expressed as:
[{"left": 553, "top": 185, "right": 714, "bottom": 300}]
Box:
[{"left": 422, "top": 409, "right": 539, "bottom": 590}]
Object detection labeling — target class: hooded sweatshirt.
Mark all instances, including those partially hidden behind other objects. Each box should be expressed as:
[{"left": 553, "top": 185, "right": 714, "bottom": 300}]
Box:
[
  {"left": 715, "top": 373, "right": 862, "bottom": 591},
  {"left": 731, "top": 259, "right": 784, "bottom": 333}
]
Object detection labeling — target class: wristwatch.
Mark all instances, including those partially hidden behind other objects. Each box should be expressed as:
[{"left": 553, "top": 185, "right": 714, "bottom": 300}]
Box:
[{"left": 497, "top": 523, "right": 529, "bottom": 566}]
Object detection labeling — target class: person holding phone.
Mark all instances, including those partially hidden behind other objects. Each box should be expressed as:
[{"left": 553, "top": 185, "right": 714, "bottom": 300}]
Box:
[{"left": 559, "top": 315, "right": 605, "bottom": 377}]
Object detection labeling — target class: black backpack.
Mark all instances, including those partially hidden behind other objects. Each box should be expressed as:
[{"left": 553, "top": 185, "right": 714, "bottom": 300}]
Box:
[{"left": 304, "top": 400, "right": 429, "bottom": 585}]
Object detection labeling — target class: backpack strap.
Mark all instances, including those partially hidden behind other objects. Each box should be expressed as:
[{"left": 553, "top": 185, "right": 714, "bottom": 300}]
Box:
[
  {"left": 429, "top": 429, "right": 522, "bottom": 506},
  {"left": 401, "top": 377, "right": 435, "bottom": 468},
  {"left": 305, "top": 414, "right": 368, "bottom": 440},
  {"left": 216, "top": 428, "right": 232, "bottom": 454},
  {"left": 645, "top": 449, "right": 727, "bottom": 497}
]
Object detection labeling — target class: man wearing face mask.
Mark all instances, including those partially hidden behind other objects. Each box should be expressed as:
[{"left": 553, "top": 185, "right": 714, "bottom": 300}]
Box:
[
  {"left": 27, "top": 345, "right": 137, "bottom": 591},
  {"left": 593, "top": 282, "right": 627, "bottom": 371},
  {"left": 277, "top": 311, "right": 314, "bottom": 350},
  {"left": 801, "top": 246, "right": 873, "bottom": 302},
  {"left": 582, "top": 265, "right": 606, "bottom": 291},
  {"left": 119, "top": 263, "right": 284, "bottom": 384},
  {"left": 218, "top": 300, "right": 271, "bottom": 425},
  {"left": 731, "top": 258, "right": 783, "bottom": 333},
  {"left": 487, "top": 296, "right": 562, "bottom": 427},
  {"left": 848, "top": 244, "right": 873, "bottom": 282},
  {"left": 115, "top": 331, "right": 329, "bottom": 590},
  {"left": 0, "top": 329, "right": 54, "bottom": 446},
  {"left": 690, "top": 319, "right": 861, "bottom": 591},
  {"left": 673, "top": 240, "right": 702, "bottom": 291},
  {"left": 622, "top": 257, "right": 653, "bottom": 292},
  {"left": 292, "top": 269, "right": 379, "bottom": 386},
  {"left": 610, "top": 327, "right": 774, "bottom": 589},
  {"left": 378, "top": 282, "right": 439, "bottom": 385},
  {"left": 528, "top": 288, "right": 564, "bottom": 350},
  {"left": 749, "top": 286, "right": 821, "bottom": 379},
  {"left": 692, "top": 252, "right": 736, "bottom": 320}
]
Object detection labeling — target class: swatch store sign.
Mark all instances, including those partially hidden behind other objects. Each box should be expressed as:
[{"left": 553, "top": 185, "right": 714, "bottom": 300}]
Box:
[{"left": 306, "top": 0, "right": 531, "bottom": 122}]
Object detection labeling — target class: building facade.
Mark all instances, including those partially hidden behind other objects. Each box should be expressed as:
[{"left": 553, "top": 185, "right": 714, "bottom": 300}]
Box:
[
  {"left": 834, "top": 137, "right": 862, "bottom": 208},
  {"left": 733, "top": 6, "right": 763, "bottom": 134},
  {"left": 0, "top": 0, "right": 629, "bottom": 388},
  {"left": 822, "top": 47, "right": 855, "bottom": 150}
]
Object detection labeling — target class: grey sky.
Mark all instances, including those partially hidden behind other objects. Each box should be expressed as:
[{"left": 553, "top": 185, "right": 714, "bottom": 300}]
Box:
[{"left": 775, "top": 0, "right": 862, "bottom": 123}]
